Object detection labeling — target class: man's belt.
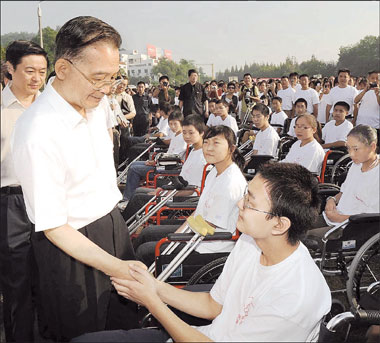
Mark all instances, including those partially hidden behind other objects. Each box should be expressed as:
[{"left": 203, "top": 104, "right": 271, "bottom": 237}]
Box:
[{"left": 0, "top": 186, "right": 23, "bottom": 195}]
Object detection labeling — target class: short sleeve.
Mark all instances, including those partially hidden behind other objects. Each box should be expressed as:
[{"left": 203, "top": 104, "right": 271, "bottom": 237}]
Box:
[{"left": 178, "top": 85, "right": 185, "bottom": 101}]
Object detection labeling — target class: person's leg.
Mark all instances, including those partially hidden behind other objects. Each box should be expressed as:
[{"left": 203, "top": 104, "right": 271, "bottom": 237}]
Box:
[
  {"left": 72, "top": 328, "right": 170, "bottom": 343},
  {"left": 0, "top": 192, "right": 35, "bottom": 342},
  {"left": 122, "top": 189, "right": 155, "bottom": 222},
  {"left": 122, "top": 162, "right": 154, "bottom": 201}
]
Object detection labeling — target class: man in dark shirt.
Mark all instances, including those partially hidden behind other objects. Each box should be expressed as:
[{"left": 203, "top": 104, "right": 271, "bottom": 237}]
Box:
[
  {"left": 132, "top": 81, "right": 152, "bottom": 136},
  {"left": 179, "top": 69, "right": 208, "bottom": 117},
  {"left": 153, "top": 75, "right": 171, "bottom": 105}
]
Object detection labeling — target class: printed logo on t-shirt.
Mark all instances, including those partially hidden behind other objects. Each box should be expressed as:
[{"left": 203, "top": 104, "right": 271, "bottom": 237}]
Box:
[{"left": 235, "top": 297, "right": 254, "bottom": 325}]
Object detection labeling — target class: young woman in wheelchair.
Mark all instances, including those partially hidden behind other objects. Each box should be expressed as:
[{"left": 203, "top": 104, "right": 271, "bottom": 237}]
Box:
[
  {"left": 307, "top": 124, "right": 379, "bottom": 238},
  {"left": 121, "top": 114, "right": 207, "bottom": 222},
  {"left": 73, "top": 163, "right": 331, "bottom": 342},
  {"left": 132, "top": 125, "right": 247, "bottom": 266},
  {"left": 281, "top": 113, "right": 325, "bottom": 174}
]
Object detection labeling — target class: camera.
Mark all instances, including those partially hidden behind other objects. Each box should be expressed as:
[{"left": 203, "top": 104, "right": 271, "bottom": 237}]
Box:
[
  {"left": 369, "top": 82, "right": 377, "bottom": 89},
  {"left": 162, "top": 81, "right": 168, "bottom": 87},
  {"left": 212, "top": 85, "right": 217, "bottom": 90}
]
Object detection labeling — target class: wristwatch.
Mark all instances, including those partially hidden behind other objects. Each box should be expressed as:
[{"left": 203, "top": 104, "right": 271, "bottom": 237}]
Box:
[{"left": 326, "top": 196, "right": 337, "bottom": 204}]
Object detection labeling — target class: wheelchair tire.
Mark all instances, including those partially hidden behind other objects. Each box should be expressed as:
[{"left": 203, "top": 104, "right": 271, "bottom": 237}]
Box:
[
  {"left": 187, "top": 256, "right": 228, "bottom": 286},
  {"left": 331, "top": 154, "right": 353, "bottom": 186},
  {"left": 346, "top": 233, "right": 380, "bottom": 310}
]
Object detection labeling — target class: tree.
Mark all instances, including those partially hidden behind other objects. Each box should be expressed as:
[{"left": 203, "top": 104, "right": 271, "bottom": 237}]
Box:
[
  {"left": 32, "top": 26, "right": 58, "bottom": 74},
  {"left": 337, "top": 35, "right": 379, "bottom": 76}
]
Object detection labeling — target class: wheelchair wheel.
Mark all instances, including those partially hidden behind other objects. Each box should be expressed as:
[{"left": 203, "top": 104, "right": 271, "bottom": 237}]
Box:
[
  {"left": 346, "top": 233, "right": 380, "bottom": 309},
  {"left": 187, "top": 256, "right": 228, "bottom": 285},
  {"left": 331, "top": 154, "right": 353, "bottom": 186}
]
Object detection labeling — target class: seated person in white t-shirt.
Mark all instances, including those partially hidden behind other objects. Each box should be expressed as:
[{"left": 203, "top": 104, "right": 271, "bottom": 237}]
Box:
[
  {"left": 75, "top": 163, "right": 331, "bottom": 343},
  {"left": 287, "top": 97, "right": 308, "bottom": 137},
  {"left": 132, "top": 125, "right": 247, "bottom": 265},
  {"left": 214, "top": 99, "right": 239, "bottom": 135},
  {"left": 282, "top": 114, "right": 325, "bottom": 174},
  {"left": 206, "top": 99, "right": 219, "bottom": 127},
  {"left": 270, "top": 96, "right": 288, "bottom": 134},
  {"left": 121, "top": 110, "right": 187, "bottom": 205},
  {"left": 321, "top": 101, "right": 353, "bottom": 152},
  {"left": 121, "top": 115, "right": 208, "bottom": 222},
  {"left": 307, "top": 125, "right": 379, "bottom": 235},
  {"left": 251, "top": 103, "right": 280, "bottom": 157}
]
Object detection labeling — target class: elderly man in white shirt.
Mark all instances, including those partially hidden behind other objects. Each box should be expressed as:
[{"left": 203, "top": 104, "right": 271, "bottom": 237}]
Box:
[
  {"left": 11, "top": 16, "right": 145, "bottom": 341},
  {"left": 0, "top": 40, "right": 48, "bottom": 342}
]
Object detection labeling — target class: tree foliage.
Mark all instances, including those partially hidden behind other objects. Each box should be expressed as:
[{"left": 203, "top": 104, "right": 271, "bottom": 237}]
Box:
[{"left": 31, "top": 26, "right": 58, "bottom": 74}]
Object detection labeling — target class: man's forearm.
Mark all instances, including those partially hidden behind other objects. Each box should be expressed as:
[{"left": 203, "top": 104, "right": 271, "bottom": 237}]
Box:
[
  {"left": 157, "top": 280, "right": 222, "bottom": 320},
  {"left": 325, "top": 104, "right": 332, "bottom": 122},
  {"left": 124, "top": 112, "right": 136, "bottom": 120},
  {"left": 44, "top": 224, "right": 126, "bottom": 278},
  {"left": 313, "top": 104, "right": 318, "bottom": 117},
  {"left": 322, "top": 141, "right": 346, "bottom": 149}
]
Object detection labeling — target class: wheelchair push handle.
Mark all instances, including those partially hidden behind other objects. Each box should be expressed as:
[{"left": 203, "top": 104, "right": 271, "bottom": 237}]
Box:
[{"left": 355, "top": 309, "right": 380, "bottom": 325}]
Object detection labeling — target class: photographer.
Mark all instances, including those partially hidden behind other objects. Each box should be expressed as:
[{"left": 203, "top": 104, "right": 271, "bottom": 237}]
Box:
[
  {"left": 353, "top": 70, "right": 380, "bottom": 129},
  {"left": 238, "top": 73, "right": 260, "bottom": 121},
  {"left": 208, "top": 79, "right": 220, "bottom": 100},
  {"left": 153, "top": 75, "right": 171, "bottom": 105}
]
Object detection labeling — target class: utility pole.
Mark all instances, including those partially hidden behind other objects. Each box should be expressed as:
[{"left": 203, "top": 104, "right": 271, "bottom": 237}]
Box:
[
  {"left": 196, "top": 63, "right": 214, "bottom": 81},
  {"left": 38, "top": 2, "right": 43, "bottom": 48}
]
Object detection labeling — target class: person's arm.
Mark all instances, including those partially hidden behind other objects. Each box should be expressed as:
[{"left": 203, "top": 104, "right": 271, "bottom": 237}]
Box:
[
  {"left": 324, "top": 191, "right": 350, "bottom": 222},
  {"left": 44, "top": 224, "right": 146, "bottom": 279},
  {"left": 111, "top": 265, "right": 222, "bottom": 341},
  {"left": 312, "top": 104, "right": 318, "bottom": 118},
  {"left": 321, "top": 140, "right": 346, "bottom": 149},
  {"left": 179, "top": 100, "right": 183, "bottom": 110},
  {"left": 204, "top": 99, "right": 209, "bottom": 117},
  {"left": 325, "top": 104, "right": 332, "bottom": 123},
  {"left": 108, "top": 128, "right": 113, "bottom": 142}
]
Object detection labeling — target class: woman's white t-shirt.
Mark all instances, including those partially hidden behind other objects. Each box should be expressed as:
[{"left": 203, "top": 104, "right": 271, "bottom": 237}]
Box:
[
  {"left": 323, "top": 160, "right": 380, "bottom": 226},
  {"left": 179, "top": 148, "right": 206, "bottom": 187},
  {"left": 196, "top": 234, "right": 331, "bottom": 342},
  {"left": 252, "top": 125, "right": 280, "bottom": 157},
  {"left": 194, "top": 163, "right": 247, "bottom": 254},
  {"left": 281, "top": 139, "right": 325, "bottom": 174}
]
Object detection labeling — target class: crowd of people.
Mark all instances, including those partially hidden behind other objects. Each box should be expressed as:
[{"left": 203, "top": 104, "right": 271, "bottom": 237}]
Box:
[{"left": 1, "top": 14, "right": 379, "bottom": 343}]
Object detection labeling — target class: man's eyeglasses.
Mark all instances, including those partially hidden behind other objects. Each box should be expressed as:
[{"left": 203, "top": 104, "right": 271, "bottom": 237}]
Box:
[
  {"left": 242, "top": 186, "right": 276, "bottom": 216},
  {"left": 65, "top": 59, "right": 120, "bottom": 91}
]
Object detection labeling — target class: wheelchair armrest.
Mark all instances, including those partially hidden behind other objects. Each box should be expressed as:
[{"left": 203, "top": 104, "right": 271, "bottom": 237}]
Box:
[
  {"left": 166, "top": 232, "right": 233, "bottom": 241},
  {"left": 155, "top": 169, "right": 181, "bottom": 175},
  {"left": 349, "top": 213, "right": 380, "bottom": 224},
  {"left": 164, "top": 201, "right": 198, "bottom": 208}
]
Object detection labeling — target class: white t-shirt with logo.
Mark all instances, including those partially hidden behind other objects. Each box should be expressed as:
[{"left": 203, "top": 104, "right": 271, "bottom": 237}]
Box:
[
  {"left": 323, "top": 161, "right": 379, "bottom": 226},
  {"left": 196, "top": 234, "right": 331, "bottom": 342},
  {"left": 281, "top": 139, "right": 325, "bottom": 174},
  {"left": 252, "top": 125, "right": 280, "bottom": 157},
  {"left": 292, "top": 88, "right": 320, "bottom": 114},
  {"left": 356, "top": 90, "right": 380, "bottom": 129},
  {"left": 327, "top": 86, "right": 358, "bottom": 115},
  {"left": 322, "top": 120, "right": 353, "bottom": 152},
  {"left": 277, "top": 87, "right": 296, "bottom": 111},
  {"left": 194, "top": 163, "right": 247, "bottom": 254},
  {"left": 179, "top": 148, "right": 206, "bottom": 187}
]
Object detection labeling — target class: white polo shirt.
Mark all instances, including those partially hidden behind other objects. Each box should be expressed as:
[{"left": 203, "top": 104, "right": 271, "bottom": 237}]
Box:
[
  {"left": 252, "top": 125, "right": 280, "bottom": 157},
  {"left": 1, "top": 84, "right": 40, "bottom": 187},
  {"left": 277, "top": 87, "right": 296, "bottom": 111},
  {"left": 11, "top": 78, "right": 122, "bottom": 232}
]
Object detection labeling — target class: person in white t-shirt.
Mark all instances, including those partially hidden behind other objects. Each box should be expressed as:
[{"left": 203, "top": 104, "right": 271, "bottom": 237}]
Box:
[
  {"left": 121, "top": 114, "right": 207, "bottom": 221},
  {"left": 321, "top": 101, "right": 353, "bottom": 152},
  {"left": 317, "top": 80, "right": 332, "bottom": 124},
  {"left": 289, "top": 71, "right": 302, "bottom": 91},
  {"left": 282, "top": 114, "right": 325, "bottom": 174},
  {"left": 287, "top": 97, "right": 308, "bottom": 137},
  {"left": 120, "top": 110, "right": 187, "bottom": 204},
  {"left": 77, "top": 163, "right": 331, "bottom": 343},
  {"left": 270, "top": 96, "right": 288, "bottom": 134},
  {"left": 214, "top": 99, "right": 239, "bottom": 135},
  {"left": 308, "top": 125, "right": 379, "bottom": 231},
  {"left": 292, "top": 74, "right": 319, "bottom": 117},
  {"left": 251, "top": 103, "right": 280, "bottom": 157},
  {"left": 353, "top": 71, "right": 380, "bottom": 129},
  {"left": 326, "top": 68, "right": 359, "bottom": 120},
  {"left": 132, "top": 125, "right": 247, "bottom": 265},
  {"left": 206, "top": 99, "right": 219, "bottom": 127},
  {"left": 277, "top": 76, "right": 296, "bottom": 117}
]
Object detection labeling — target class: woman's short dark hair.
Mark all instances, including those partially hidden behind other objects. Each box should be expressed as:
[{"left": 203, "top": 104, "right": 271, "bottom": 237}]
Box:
[
  {"left": 182, "top": 114, "right": 206, "bottom": 134},
  {"left": 257, "top": 162, "right": 320, "bottom": 245},
  {"left": 6, "top": 40, "right": 49, "bottom": 74},
  {"left": 203, "top": 125, "right": 245, "bottom": 171},
  {"left": 55, "top": 16, "right": 121, "bottom": 63}
]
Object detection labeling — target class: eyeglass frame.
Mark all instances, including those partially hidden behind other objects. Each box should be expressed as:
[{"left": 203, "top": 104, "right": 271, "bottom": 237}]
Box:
[
  {"left": 65, "top": 59, "right": 121, "bottom": 91},
  {"left": 242, "top": 186, "right": 276, "bottom": 216}
]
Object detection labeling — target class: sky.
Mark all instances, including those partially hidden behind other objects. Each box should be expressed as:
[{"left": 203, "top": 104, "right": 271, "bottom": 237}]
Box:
[{"left": 1, "top": 1, "right": 379, "bottom": 74}]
